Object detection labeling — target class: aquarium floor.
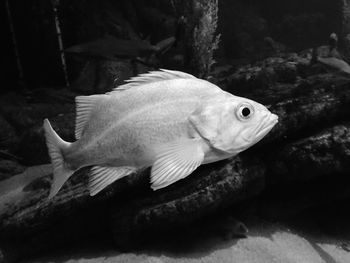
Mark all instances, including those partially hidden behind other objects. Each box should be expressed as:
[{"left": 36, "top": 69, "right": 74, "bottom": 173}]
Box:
[{"left": 23, "top": 215, "right": 350, "bottom": 263}]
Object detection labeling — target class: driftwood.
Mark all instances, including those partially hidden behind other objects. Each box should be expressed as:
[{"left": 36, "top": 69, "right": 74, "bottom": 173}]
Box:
[
  {"left": 0, "top": 71, "right": 350, "bottom": 260},
  {"left": 259, "top": 124, "right": 350, "bottom": 219}
]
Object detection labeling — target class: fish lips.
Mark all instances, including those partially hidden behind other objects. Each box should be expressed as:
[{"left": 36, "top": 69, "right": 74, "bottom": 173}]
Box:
[
  {"left": 238, "top": 112, "right": 278, "bottom": 152},
  {"left": 255, "top": 113, "right": 278, "bottom": 140}
]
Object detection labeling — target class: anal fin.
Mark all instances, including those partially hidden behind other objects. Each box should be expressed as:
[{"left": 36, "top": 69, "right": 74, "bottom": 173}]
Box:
[{"left": 89, "top": 166, "right": 136, "bottom": 196}]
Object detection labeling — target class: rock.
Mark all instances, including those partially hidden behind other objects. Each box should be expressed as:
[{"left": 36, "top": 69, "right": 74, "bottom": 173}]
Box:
[
  {"left": 341, "top": 242, "right": 350, "bottom": 252},
  {"left": 217, "top": 216, "right": 249, "bottom": 240}
]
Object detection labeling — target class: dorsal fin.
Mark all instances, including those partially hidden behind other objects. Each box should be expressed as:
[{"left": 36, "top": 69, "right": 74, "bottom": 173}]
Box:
[
  {"left": 75, "top": 95, "right": 105, "bottom": 139},
  {"left": 111, "top": 69, "right": 197, "bottom": 92}
]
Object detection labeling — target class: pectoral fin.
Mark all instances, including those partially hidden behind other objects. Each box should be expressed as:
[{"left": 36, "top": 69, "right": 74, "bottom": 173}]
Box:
[
  {"left": 150, "top": 139, "right": 205, "bottom": 190},
  {"left": 89, "top": 166, "right": 136, "bottom": 196}
]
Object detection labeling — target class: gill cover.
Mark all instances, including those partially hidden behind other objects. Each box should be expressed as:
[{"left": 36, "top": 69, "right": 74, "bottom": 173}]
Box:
[
  {"left": 189, "top": 100, "right": 256, "bottom": 153},
  {"left": 189, "top": 103, "right": 230, "bottom": 152}
]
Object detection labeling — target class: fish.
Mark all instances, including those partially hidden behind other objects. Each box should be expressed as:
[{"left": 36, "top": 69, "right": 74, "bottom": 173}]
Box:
[
  {"left": 43, "top": 69, "right": 278, "bottom": 198},
  {"left": 64, "top": 35, "right": 175, "bottom": 60},
  {"left": 317, "top": 56, "right": 350, "bottom": 75}
]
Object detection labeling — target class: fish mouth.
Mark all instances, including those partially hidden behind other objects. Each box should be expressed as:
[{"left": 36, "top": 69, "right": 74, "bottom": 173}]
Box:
[
  {"left": 240, "top": 112, "right": 278, "bottom": 144},
  {"left": 255, "top": 113, "right": 278, "bottom": 140}
]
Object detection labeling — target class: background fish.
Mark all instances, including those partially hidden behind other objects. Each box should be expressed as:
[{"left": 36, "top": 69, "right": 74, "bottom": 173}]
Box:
[{"left": 43, "top": 69, "right": 278, "bottom": 198}]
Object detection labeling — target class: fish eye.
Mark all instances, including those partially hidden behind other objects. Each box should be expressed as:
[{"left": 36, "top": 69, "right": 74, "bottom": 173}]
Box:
[
  {"left": 236, "top": 103, "right": 254, "bottom": 120},
  {"left": 242, "top": 107, "right": 251, "bottom": 117}
]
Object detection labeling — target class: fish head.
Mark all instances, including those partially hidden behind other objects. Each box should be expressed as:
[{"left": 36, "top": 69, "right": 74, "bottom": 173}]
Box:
[{"left": 214, "top": 95, "right": 278, "bottom": 154}]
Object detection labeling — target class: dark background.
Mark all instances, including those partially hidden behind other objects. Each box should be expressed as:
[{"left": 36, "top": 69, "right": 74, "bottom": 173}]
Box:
[{"left": 1, "top": 0, "right": 344, "bottom": 91}]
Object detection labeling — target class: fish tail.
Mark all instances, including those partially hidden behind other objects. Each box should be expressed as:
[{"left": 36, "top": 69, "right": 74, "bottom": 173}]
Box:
[{"left": 43, "top": 119, "right": 74, "bottom": 199}]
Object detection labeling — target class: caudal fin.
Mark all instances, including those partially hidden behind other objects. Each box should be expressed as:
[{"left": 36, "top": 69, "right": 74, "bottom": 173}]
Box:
[{"left": 43, "top": 119, "right": 74, "bottom": 199}]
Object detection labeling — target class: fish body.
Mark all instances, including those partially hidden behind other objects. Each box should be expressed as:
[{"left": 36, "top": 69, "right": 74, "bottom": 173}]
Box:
[
  {"left": 65, "top": 35, "right": 175, "bottom": 59},
  {"left": 44, "top": 70, "right": 278, "bottom": 198},
  {"left": 317, "top": 56, "right": 350, "bottom": 75}
]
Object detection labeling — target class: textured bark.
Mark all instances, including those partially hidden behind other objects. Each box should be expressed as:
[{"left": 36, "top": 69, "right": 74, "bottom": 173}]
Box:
[
  {"left": 342, "top": 0, "right": 350, "bottom": 39},
  {"left": 259, "top": 126, "right": 350, "bottom": 220},
  {"left": 110, "top": 123, "right": 350, "bottom": 247},
  {"left": 111, "top": 156, "right": 265, "bottom": 248},
  {"left": 265, "top": 124, "right": 350, "bottom": 185},
  {"left": 341, "top": 0, "right": 350, "bottom": 60},
  {"left": 191, "top": 0, "right": 220, "bottom": 78}
]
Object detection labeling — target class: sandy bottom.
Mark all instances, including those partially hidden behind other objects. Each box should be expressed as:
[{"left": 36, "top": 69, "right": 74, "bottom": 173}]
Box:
[{"left": 24, "top": 219, "right": 350, "bottom": 263}]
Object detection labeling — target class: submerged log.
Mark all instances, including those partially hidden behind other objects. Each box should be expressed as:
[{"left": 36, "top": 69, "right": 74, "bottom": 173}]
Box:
[
  {"left": 110, "top": 122, "right": 350, "bottom": 247},
  {"left": 0, "top": 71, "right": 350, "bottom": 259},
  {"left": 265, "top": 123, "right": 350, "bottom": 185}
]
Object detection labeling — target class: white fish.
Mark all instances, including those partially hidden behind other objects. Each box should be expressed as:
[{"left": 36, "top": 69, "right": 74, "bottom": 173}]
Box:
[{"left": 43, "top": 69, "right": 278, "bottom": 198}]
